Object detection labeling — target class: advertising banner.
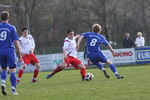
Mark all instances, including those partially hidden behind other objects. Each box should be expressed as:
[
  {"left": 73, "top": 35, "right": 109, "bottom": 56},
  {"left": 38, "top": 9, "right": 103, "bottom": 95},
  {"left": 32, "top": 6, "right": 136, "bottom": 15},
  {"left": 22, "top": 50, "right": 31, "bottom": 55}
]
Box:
[{"left": 135, "top": 47, "right": 150, "bottom": 63}]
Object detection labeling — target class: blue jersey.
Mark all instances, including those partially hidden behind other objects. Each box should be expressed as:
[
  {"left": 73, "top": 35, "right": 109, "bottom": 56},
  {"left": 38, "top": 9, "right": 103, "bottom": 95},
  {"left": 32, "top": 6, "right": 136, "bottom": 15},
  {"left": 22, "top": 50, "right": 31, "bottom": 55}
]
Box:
[
  {"left": 81, "top": 32, "right": 109, "bottom": 53},
  {"left": 0, "top": 22, "right": 18, "bottom": 68},
  {"left": 0, "top": 22, "right": 18, "bottom": 49}
]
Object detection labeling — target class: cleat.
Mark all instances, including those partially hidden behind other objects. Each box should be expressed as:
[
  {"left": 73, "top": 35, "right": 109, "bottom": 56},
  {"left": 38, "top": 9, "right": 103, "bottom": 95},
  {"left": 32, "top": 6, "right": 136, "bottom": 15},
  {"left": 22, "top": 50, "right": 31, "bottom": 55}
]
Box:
[
  {"left": 32, "top": 79, "right": 38, "bottom": 83},
  {"left": 103, "top": 70, "right": 110, "bottom": 79},
  {"left": 46, "top": 74, "right": 52, "bottom": 79},
  {"left": 1, "top": 85, "right": 7, "bottom": 95},
  {"left": 82, "top": 78, "right": 86, "bottom": 81},
  {"left": 16, "top": 80, "right": 20, "bottom": 84},
  {"left": 116, "top": 74, "right": 125, "bottom": 79},
  {"left": 11, "top": 89, "right": 18, "bottom": 95}
]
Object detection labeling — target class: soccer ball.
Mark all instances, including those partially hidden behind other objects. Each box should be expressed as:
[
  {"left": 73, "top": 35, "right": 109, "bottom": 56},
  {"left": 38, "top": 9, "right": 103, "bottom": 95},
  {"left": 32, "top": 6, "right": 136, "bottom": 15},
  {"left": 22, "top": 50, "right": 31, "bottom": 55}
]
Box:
[{"left": 85, "top": 73, "right": 94, "bottom": 81}]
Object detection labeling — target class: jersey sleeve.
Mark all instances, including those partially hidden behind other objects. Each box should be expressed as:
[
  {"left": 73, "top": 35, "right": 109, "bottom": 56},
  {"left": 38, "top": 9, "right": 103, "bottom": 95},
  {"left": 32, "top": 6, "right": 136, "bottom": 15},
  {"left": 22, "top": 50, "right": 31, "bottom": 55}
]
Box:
[
  {"left": 12, "top": 26, "right": 19, "bottom": 41},
  {"left": 63, "top": 39, "right": 69, "bottom": 50},
  {"left": 102, "top": 36, "right": 109, "bottom": 46},
  {"left": 30, "top": 35, "right": 35, "bottom": 49},
  {"left": 81, "top": 32, "right": 88, "bottom": 38}
]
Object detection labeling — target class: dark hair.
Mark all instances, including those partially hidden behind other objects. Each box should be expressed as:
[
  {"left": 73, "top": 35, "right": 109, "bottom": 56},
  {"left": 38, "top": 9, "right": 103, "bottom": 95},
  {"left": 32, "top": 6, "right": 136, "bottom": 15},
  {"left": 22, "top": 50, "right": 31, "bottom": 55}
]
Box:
[
  {"left": 22, "top": 27, "right": 28, "bottom": 32},
  {"left": 0, "top": 11, "right": 9, "bottom": 21},
  {"left": 67, "top": 29, "right": 74, "bottom": 34}
]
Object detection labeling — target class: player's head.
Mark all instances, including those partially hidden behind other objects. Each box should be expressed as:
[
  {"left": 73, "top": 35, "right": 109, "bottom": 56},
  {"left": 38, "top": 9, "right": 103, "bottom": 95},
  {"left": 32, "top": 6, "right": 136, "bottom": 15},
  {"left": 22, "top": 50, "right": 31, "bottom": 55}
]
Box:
[
  {"left": 22, "top": 27, "right": 28, "bottom": 37},
  {"left": 0, "top": 11, "right": 9, "bottom": 21},
  {"left": 67, "top": 29, "right": 74, "bottom": 39},
  {"left": 92, "top": 24, "right": 102, "bottom": 33}
]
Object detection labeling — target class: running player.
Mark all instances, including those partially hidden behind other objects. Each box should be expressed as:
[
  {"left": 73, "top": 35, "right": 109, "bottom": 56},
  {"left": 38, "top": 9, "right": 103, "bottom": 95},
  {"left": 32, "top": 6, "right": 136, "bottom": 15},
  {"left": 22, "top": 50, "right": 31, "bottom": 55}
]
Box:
[
  {"left": 77, "top": 24, "right": 124, "bottom": 79},
  {"left": 17, "top": 27, "right": 40, "bottom": 84},
  {"left": 46, "top": 30, "right": 86, "bottom": 80},
  {"left": 0, "top": 11, "right": 22, "bottom": 95}
]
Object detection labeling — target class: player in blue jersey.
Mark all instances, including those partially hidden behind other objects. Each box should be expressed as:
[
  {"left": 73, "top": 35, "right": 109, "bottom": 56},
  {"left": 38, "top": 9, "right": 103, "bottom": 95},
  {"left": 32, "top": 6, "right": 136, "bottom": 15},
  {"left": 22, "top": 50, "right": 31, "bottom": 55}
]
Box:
[
  {"left": 77, "top": 24, "right": 124, "bottom": 79},
  {"left": 0, "top": 11, "right": 22, "bottom": 95}
]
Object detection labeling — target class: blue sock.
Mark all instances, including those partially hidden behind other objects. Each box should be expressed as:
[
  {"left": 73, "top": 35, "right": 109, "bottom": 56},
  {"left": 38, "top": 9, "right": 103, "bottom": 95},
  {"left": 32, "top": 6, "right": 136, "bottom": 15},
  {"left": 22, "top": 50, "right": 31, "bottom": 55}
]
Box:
[
  {"left": 10, "top": 72, "right": 17, "bottom": 88},
  {"left": 94, "top": 62, "right": 105, "bottom": 70},
  {"left": 109, "top": 64, "right": 117, "bottom": 73},
  {"left": 1, "top": 70, "right": 7, "bottom": 85}
]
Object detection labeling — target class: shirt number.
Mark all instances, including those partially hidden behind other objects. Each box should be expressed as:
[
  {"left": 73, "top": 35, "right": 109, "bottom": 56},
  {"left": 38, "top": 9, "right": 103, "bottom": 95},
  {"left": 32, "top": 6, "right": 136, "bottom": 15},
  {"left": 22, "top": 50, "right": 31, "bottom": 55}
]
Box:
[
  {"left": 0, "top": 31, "right": 7, "bottom": 41},
  {"left": 90, "top": 39, "right": 97, "bottom": 46}
]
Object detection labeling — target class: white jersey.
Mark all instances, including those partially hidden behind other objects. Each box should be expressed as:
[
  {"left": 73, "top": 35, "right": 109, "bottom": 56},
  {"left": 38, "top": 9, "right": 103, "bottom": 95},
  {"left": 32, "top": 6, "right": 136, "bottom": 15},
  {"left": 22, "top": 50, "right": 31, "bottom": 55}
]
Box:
[
  {"left": 63, "top": 37, "right": 77, "bottom": 58},
  {"left": 135, "top": 37, "right": 145, "bottom": 47},
  {"left": 19, "top": 34, "right": 35, "bottom": 54}
]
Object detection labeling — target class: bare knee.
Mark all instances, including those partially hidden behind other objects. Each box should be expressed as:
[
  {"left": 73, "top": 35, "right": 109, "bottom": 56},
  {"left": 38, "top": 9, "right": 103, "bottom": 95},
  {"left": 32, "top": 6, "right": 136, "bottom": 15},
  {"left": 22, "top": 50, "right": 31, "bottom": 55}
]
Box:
[
  {"left": 78, "top": 63, "right": 85, "bottom": 69},
  {"left": 106, "top": 59, "right": 113, "bottom": 65},
  {"left": 9, "top": 68, "right": 16, "bottom": 72},
  {"left": 34, "top": 63, "right": 40, "bottom": 69},
  {"left": 58, "top": 63, "right": 66, "bottom": 69},
  {"left": 21, "top": 64, "right": 27, "bottom": 70}
]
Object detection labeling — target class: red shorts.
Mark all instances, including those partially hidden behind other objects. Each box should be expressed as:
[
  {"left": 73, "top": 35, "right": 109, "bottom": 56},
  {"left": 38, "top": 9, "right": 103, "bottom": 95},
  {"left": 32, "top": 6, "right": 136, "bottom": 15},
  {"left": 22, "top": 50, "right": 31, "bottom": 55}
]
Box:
[
  {"left": 22, "top": 54, "right": 39, "bottom": 65},
  {"left": 64, "top": 56, "right": 82, "bottom": 69}
]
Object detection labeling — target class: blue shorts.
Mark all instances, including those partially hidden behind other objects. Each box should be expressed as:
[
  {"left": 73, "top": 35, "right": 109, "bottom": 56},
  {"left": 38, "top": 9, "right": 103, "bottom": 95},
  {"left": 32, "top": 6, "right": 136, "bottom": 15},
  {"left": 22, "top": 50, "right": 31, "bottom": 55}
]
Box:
[
  {"left": 88, "top": 52, "right": 108, "bottom": 64},
  {"left": 0, "top": 48, "right": 17, "bottom": 68}
]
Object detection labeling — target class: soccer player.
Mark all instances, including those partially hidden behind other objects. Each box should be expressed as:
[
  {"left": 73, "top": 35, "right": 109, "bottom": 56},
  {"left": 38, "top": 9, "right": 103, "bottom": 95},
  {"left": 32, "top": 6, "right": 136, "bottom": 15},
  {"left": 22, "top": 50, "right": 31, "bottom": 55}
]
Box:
[
  {"left": 46, "top": 30, "right": 86, "bottom": 80},
  {"left": 77, "top": 24, "right": 124, "bottom": 79},
  {"left": 0, "top": 11, "right": 22, "bottom": 95},
  {"left": 16, "top": 27, "right": 40, "bottom": 83}
]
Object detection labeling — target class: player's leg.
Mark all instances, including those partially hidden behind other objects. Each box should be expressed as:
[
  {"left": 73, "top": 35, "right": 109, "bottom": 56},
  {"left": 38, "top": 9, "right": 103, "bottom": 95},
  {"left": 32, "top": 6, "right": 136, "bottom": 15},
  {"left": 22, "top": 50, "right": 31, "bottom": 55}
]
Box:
[
  {"left": 88, "top": 52, "right": 110, "bottom": 79},
  {"left": 106, "top": 59, "right": 124, "bottom": 79},
  {"left": 71, "top": 57, "right": 86, "bottom": 80},
  {"left": 32, "top": 63, "right": 40, "bottom": 82},
  {"left": 46, "top": 63, "right": 66, "bottom": 79},
  {"left": 17, "top": 63, "right": 27, "bottom": 84},
  {"left": 91, "top": 61, "right": 110, "bottom": 79},
  {"left": 0, "top": 53, "right": 8, "bottom": 95},
  {"left": 9, "top": 68, "right": 18, "bottom": 95},
  {"left": 1, "top": 67, "right": 7, "bottom": 95},
  {"left": 76, "top": 63, "right": 86, "bottom": 80},
  {"left": 17, "top": 54, "right": 29, "bottom": 83},
  {"left": 29, "top": 54, "right": 40, "bottom": 82},
  {"left": 8, "top": 50, "right": 18, "bottom": 95}
]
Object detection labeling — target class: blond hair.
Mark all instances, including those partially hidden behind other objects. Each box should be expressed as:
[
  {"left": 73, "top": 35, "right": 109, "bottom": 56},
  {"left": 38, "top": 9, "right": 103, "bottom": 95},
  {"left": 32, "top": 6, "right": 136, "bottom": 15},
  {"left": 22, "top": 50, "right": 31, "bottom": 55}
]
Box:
[{"left": 92, "top": 24, "right": 102, "bottom": 33}]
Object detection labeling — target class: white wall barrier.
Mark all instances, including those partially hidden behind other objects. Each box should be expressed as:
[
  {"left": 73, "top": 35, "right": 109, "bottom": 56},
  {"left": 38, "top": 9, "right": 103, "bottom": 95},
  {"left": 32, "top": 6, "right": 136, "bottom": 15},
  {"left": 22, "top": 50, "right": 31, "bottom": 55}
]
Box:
[{"left": 15, "top": 47, "right": 150, "bottom": 73}]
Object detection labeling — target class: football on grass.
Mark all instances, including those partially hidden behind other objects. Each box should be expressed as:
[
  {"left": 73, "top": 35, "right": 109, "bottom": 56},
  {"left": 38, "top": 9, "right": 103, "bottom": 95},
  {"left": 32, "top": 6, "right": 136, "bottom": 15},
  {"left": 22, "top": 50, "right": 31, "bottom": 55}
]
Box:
[{"left": 85, "top": 73, "right": 94, "bottom": 81}]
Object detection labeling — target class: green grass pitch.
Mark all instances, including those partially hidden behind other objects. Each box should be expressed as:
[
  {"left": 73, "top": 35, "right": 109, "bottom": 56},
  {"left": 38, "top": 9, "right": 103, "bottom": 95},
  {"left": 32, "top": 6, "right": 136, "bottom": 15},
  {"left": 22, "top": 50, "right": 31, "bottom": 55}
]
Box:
[{"left": 1, "top": 64, "right": 150, "bottom": 100}]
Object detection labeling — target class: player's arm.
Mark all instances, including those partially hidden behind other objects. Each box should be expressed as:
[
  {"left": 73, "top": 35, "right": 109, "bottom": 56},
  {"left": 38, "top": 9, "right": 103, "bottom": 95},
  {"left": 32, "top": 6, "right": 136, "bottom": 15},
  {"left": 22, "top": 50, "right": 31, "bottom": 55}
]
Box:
[
  {"left": 12, "top": 26, "right": 22, "bottom": 61},
  {"left": 63, "top": 48, "right": 67, "bottom": 58},
  {"left": 63, "top": 40, "right": 69, "bottom": 58},
  {"left": 74, "top": 35, "right": 80, "bottom": 39},
  {"left": 14, "top": 40, "right": 22, "bottom": 62},
  {"left": 102, "top": 36, "right": 115, "bottom": 54},
  {"left": 77, "top": 35, "right": 84, "bottom": 49},
  {"left": 107, "top": 44, "right": 115, "bottom": 54},
  {"left": 30, "top": 35, "right": 35, "bottom": 54}
]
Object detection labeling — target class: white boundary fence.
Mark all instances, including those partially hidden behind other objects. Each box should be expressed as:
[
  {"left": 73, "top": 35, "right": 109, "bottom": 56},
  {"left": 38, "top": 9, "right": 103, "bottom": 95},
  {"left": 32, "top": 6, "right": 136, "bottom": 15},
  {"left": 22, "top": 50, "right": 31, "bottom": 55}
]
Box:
[{"left": 15, "top": 47, "right": 150, "bottom": 73}]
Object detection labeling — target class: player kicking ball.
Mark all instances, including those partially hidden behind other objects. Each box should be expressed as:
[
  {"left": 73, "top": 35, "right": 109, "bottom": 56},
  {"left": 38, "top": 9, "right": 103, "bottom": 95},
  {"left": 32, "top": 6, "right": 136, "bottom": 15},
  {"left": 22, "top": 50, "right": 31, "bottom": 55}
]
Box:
[
  {"left": 77, "top": 24, "right": 124, "bottom": 79},
  {"left": 46, "top": 30, "right": 86, "bottom": 80}
]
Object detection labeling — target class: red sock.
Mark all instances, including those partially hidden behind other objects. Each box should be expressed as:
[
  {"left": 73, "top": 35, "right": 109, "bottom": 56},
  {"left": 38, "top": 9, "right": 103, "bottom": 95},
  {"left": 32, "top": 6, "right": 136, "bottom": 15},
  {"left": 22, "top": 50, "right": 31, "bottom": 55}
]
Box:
[
  {"left": 33, "top": 69, "right": 39, "bottom": 78},
  {"left": 18, "top": 69, "right": 24, "bottom": 79},
  {"left": 51, "top": 66, "right": 63, "bottom": 76},
  {"left": 80, "top": 68, "right": 86, "bottom": 79}
]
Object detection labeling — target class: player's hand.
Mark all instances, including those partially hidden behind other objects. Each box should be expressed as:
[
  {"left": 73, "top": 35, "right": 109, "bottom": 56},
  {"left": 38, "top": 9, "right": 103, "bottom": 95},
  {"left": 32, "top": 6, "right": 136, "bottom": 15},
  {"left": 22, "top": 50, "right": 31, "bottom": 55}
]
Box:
[
  {"left": 30, "top": 49, "right": 34, "bottom": 54},
  {"left": 18, "top": 55, "right": 23, "bottom": 62},
  {"left": 76, "top": 44, "right": 80, "bottom": 50},
  {"left": 111, "top": 49, "right": 115, "bottom": 54},
  {"left": 64, "top": 56, "right": 68, "bottom": 60}
]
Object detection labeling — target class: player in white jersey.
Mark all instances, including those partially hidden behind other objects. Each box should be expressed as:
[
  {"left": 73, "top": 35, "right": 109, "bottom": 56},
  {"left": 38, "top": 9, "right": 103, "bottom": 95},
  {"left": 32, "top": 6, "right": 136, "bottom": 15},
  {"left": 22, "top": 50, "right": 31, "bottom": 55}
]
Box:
[
  {"left": 17, "top": 27, "right": 40, "bottom": 84},
  {"left": 46, "top": 30, "right": 86, "bottom": 80}
]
